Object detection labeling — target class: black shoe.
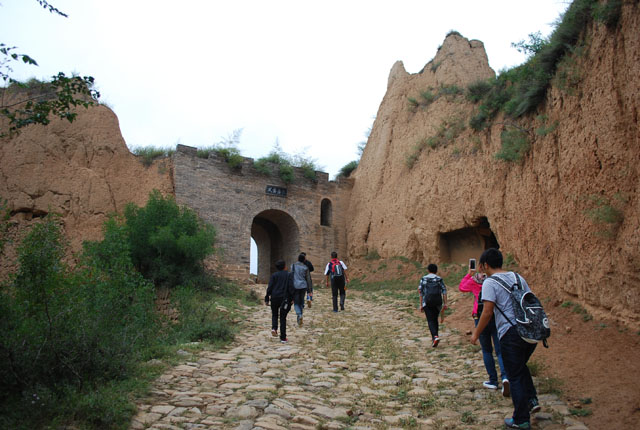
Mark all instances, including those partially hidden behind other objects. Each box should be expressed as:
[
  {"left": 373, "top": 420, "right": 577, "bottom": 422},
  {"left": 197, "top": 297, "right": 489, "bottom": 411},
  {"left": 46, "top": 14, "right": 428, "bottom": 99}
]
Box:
[
  {"left": 340, "top": 305, "right": 345, "bottom": 310},
  {"left": 528, "top": 397, "right": 541, "bottom": 414}
]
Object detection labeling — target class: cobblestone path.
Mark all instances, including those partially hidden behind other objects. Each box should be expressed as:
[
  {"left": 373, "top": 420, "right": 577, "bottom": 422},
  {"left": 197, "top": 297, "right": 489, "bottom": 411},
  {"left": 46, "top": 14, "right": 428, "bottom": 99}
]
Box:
[{"left": 131, "top": 285, "right": 588, "bottom": 430}]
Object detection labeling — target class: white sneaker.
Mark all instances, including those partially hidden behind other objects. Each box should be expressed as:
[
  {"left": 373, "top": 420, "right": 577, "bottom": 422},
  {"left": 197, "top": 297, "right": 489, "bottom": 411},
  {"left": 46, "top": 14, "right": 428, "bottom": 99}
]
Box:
[
  {"left": 502, "top": 379, "right": 511, "bottom": 397},
  {"left": 483, "top": 381, "right": 498, "bottom": 389}
]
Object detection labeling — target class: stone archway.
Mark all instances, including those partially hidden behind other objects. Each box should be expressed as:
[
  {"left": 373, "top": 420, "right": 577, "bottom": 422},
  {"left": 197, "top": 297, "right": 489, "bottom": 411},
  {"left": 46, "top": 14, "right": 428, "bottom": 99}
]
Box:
[{"left": 251, "top": 209, "right": 300, "bottom": 283}]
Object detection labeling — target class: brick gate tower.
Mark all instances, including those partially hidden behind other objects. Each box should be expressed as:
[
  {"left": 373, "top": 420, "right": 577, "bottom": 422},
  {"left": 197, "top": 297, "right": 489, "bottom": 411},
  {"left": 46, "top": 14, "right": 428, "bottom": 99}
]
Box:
[{"left": 173, "top": 145, "right": 353, "bottom": 284}]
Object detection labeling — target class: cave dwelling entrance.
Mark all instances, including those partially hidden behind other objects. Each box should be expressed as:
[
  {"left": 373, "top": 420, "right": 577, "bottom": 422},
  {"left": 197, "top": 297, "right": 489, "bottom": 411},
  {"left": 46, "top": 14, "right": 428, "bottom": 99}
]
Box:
[{"left": 438, "top": 217, "right": 499, "bottom": 264}]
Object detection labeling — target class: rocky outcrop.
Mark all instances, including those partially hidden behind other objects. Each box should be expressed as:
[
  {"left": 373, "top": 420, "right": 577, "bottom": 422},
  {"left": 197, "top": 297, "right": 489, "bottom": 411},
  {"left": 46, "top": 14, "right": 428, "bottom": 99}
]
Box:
[
  {"left": 347, "top": 6, "right": 639, "bottom": 327},
  {"left": 0, "top": 104, "right": 174, "bottom": 256}
]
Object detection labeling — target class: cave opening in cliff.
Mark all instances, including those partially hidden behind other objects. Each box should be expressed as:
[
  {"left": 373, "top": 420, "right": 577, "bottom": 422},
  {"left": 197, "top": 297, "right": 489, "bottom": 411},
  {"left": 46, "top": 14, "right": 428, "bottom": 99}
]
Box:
[
  {"left": 250, "top": 209, "right": 300, "bottom": 283},
  {"left": 438, "top": 217, "right": 499, "bottom": 264}
]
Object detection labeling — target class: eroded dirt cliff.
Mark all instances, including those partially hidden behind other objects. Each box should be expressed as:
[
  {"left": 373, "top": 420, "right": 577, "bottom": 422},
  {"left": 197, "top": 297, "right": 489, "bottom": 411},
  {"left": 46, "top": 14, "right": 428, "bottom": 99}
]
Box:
[
  {"left": 0, "top": 103, "right": 174, "bottom": 270},
  {"left": 347, "top": 5, "right": 639, "bottom": 327}
]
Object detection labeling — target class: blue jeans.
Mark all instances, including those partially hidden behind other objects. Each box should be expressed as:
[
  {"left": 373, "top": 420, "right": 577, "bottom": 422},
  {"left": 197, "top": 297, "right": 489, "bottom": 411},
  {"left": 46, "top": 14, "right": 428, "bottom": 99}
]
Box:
[
  {"left": 293, "top": 289, "right": 306, "bottom": 316},
  {"left": 500, "top": 326, "right": 538, "bottom": 424},
  {"left": 475, "top": 317, "right": 507, "bottom": 384}
]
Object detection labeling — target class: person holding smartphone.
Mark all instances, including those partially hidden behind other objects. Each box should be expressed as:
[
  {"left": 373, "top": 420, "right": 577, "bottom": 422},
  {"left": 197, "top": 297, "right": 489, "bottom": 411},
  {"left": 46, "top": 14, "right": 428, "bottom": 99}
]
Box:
[{"left": 459, "top": 258, "right": 509, "bottom": 395}]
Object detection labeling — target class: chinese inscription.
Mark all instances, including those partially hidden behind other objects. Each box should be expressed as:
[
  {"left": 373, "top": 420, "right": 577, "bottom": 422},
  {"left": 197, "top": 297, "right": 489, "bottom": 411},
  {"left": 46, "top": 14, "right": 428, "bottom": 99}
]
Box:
[{"left": 265, "top": 185, "right": 287, "bottom": 197}]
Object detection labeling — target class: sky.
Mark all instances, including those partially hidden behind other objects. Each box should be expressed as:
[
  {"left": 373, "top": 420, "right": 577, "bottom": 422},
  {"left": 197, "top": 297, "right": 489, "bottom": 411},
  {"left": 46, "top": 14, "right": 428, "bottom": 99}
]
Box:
[{"left": 1, "top": 0, "right": 571, "bottom": 179}]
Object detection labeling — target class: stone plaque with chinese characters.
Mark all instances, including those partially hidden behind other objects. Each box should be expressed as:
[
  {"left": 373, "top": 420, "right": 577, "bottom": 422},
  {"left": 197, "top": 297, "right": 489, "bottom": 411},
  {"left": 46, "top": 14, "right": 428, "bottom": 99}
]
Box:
[{"left": 265, "top": 185, "right": 287, "bottom": 197}]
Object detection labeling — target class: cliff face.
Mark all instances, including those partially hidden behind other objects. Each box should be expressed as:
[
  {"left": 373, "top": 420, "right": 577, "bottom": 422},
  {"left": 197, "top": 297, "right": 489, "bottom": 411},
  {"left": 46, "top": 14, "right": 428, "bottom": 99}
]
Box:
[
  {"left": 347, "top": 6, "right": 640, "bottom": 326},
  {"left": 0, "top": 104, "right": 174, "bottom": 257}
]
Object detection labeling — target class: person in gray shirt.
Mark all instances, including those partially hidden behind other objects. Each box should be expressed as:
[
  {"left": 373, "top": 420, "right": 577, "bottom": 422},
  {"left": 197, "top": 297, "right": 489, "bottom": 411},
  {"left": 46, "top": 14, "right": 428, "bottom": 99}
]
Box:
[{"left": 470, "top": 248, "right": 540, "bottom": 430}]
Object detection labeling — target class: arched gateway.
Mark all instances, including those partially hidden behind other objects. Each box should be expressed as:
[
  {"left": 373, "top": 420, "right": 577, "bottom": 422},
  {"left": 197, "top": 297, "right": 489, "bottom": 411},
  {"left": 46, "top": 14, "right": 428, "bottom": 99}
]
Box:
[
  {"left": 251, "top": 209, "right": 299, "bottom": 283},
  {"left": 172, "top": 145, "right": 352, "bottom": 284}
]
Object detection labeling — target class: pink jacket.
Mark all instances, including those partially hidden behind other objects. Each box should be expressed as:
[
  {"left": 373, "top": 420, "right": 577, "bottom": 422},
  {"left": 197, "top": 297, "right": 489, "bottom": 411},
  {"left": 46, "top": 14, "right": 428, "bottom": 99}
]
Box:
[{"left": 458, "top": 273, "right": 482, "bottom": 316}]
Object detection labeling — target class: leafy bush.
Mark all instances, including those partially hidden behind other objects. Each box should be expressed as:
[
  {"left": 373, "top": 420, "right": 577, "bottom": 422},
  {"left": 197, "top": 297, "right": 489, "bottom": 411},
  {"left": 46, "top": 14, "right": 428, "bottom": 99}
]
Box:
[
  {"left": 171, "top": 286, "right": 235, "bottom": 344},
  {"left": 278, "top": 164, "right": 295, "bottom": 184},
  {"left": 253, "top": 144, "right": 321, "bottom": 184},
  {"left": 124, "top": 190, "right": 216, "bottom": 288},
  {"left": 199, "top": 129, "right": 245, "bottom": 168},
  {"left": 592, "top": 0, "right": 622, "bottom": 28},
  {"left": 132, "top": 146, "right": 174, "bottom": 167},
  {"left": 466, "top": 79, "right": 492, "bottom": 103},
  {"left": 364, "top": 250, "right": 381, "bottom": 260},
  {"left": 583, "top": 193, "right": 625, "bottom": 237},
  {"left": 0, "top": 216, "right": 158, "bottom": 428},
  {"left": 420, "top": 90, "right": 435, "bottom": 105},
  {"left": 406, "top": 116, "right": 466, "bottom": 168},
  {"left": 338, "top": 160, "right": 358, "bottom": 178},
  {"left": 495, "top": 128, "right": 531, "bottom": 161},
  {"left": 438, "top": 84, "right": 463, "bottom": 98}
]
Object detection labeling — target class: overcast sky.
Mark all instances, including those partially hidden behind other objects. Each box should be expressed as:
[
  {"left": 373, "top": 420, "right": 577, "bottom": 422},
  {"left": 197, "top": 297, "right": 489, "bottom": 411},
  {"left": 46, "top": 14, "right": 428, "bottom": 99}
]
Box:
[{"left": 1, "top": 0, "right": 569, "bottom": 178}]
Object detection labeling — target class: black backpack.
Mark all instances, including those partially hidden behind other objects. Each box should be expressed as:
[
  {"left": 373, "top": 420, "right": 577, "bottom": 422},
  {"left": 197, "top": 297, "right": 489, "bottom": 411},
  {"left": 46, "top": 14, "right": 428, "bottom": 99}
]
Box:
[
  {"left": 420, "top": 276, "right": 443, "bottom": 308},
  {"left": 490, "top": 273, "right": 551, "bottom": 348}
]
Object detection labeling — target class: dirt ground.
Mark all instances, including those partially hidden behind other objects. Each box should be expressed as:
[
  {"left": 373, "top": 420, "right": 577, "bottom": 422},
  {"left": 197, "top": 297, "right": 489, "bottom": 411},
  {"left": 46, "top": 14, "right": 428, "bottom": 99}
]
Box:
[{"left": 447, "top": 290, "right": 640, "bottom": 429}]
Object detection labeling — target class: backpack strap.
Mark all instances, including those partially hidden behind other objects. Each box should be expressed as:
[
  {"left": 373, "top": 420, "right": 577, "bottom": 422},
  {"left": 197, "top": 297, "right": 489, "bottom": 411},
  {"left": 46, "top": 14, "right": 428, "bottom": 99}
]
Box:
[{"left": 487, "top": 275, "right": 517, "bottom": 328}]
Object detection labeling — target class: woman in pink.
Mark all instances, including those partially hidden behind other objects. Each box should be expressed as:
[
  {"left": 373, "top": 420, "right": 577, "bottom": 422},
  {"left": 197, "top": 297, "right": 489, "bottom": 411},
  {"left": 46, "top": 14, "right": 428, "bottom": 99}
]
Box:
[{"left": 459, "top": 270, "right": 509, "bottom": 395}]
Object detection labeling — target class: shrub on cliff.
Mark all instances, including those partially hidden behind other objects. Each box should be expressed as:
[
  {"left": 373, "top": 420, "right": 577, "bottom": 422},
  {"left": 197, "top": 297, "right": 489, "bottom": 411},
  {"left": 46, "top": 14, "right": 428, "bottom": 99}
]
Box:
[
  {"left": 468, "top": 0, "right": 621, "bottom": 129},
  {"left": 338, "top": 160, "right": 358, "bottom": 178},
  {"left": 124, "top": 190, "right": 216, "bottom": 289}
]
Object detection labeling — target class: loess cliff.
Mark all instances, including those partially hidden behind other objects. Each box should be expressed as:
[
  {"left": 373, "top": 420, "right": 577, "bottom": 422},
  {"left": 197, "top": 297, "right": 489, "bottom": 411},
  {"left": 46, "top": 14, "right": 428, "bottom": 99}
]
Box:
[
  {"left": 0, "top": 102, "right": 174, "bottom": 271},
  {"left": 347, "top": 4, "right": 640, "bottom": 327}
]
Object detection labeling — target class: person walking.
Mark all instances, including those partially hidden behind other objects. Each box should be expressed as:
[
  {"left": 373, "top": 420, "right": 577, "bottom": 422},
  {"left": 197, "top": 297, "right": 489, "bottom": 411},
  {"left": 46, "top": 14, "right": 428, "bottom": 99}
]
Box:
[
  {"left": 471, "top": 248, "right": 541, "bottom": 430},
  {"left": 459, "top": 268, "right": 509, "bottom": 395},
  {"left": 265, "top": 259, "right": 294, "bottom": 343},
  {"left": 301, "top": 252, "right": 314, "bottom": 308},
  {"left": 324, "top": 251, "right": 348, "bottom": 312},
  {"left": 419, "top": 263, "right": 448, "bottom": 347},
  {"left": 291, "top": 253, "right": 312, "bottom": 326}
]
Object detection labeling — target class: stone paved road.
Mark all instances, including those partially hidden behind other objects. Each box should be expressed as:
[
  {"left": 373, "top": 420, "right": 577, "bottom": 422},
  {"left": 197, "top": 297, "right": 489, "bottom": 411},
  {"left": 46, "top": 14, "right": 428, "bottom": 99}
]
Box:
[{"left": 131, "top": 285, "right": 587, "bottom": 430}]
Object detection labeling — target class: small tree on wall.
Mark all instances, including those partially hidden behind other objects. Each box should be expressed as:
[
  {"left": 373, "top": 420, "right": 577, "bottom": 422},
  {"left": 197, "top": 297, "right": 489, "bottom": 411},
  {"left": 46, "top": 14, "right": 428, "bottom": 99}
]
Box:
[{"left": 1, "top": 1, "right": 100, "bottom": 137}]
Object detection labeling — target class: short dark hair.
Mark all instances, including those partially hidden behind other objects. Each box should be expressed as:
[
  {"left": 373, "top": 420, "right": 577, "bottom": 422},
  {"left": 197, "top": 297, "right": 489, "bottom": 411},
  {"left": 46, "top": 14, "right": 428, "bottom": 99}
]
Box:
[
  {"left": 479, "top": 248, "right": 503, "bottom": 269},
  {"left": 331, "top": 251, "right": 337, "bottom": 258},
  {"left": 275, "top": 259, "right": 285, "bottom": 270},
  {"left": 427, "top": 263, "right": 438, "bottom": 273},
  {"left": 300, "top": 252, "right": 306, "bottom": 257},
  {"left": 298, "top": 253, "right": 306, "bottom": 262}
]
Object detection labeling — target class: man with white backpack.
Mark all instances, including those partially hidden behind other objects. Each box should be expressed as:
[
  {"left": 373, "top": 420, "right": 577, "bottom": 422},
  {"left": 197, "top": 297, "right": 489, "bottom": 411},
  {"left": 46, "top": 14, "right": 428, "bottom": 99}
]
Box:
[{"left": 471, "top": 248, "right": 545, "bottom": 430}]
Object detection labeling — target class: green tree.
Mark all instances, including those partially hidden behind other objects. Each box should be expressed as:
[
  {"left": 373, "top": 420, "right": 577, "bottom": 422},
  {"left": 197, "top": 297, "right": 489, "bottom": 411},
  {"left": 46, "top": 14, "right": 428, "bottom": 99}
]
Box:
[
  {"left": 124, "top": 190, "right": 216, "bottom": 288},
  {"left": 0, "top": 1, "right": 100, "bottom": 137}
]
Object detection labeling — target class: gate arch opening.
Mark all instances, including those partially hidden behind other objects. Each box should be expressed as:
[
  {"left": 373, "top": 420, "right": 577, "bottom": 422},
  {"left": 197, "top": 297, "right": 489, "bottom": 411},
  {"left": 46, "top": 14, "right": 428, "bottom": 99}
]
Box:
[{"left": 251, "top": 209, "right": 300, "bottom": 283}]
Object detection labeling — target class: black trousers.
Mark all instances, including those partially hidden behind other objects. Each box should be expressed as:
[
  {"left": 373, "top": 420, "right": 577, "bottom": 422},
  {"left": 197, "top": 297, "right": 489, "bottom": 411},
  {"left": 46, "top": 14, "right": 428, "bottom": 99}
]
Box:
[
  {"left": 270, "top": 297, "right": 290, "bottom": 341},
  {"left": 500, "top": 326, "right": 538, "bottom": 424},
  {"left": 331, "top": 281, "right": 346, "bottom": 311},
  {"left": 423, "top": 303, "right": 442, "bottom": 339}
]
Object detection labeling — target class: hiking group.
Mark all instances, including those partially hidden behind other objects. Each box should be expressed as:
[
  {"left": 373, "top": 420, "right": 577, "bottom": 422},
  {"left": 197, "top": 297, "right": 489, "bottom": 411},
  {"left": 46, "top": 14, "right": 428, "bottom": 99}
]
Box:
[
  {"left": 418, "top": 248, "right": 547, "bottom": 429},
  {"left": 264, "top": 247, "right": 548, "bottom": 429},
  {"left": 264, "top": 251, "right": 347, "bottom": 344}
]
